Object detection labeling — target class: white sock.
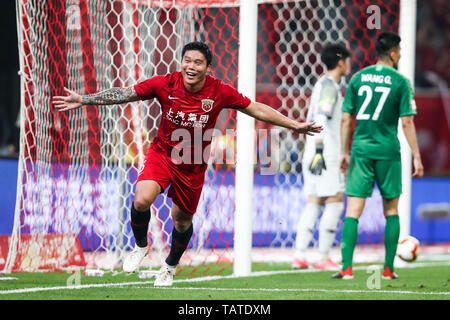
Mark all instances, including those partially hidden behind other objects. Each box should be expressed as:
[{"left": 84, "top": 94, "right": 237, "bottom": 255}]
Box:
[
  {"left": 163, "top": 262, "right": 177, "bottom": 270},
  {"left": 318, "top": 202, "right": 344, "bottom": 259},
  {"left": 295, "top": 202, "right": 323, "bottom": 258}
]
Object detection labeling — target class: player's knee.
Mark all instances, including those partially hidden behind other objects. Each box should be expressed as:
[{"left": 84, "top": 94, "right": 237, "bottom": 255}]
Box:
[
  {"left": 326, "top": 192, "right": 344, "bottom": 203},
  {"left": 319, "top": 202, "right": 344, "bottom": 233},
  {"left": 133, "top": 196, "right": 152, "bottom": 212},
  {"left": 171, "top": 204, "right": 193, "bottom": 233},
  {"left": 173, "top": 220, "right": 192, "bottom": 233},
  {"left": 172, "top": 214, "right": 193, "bottom": 233},
  {"left": 384, "top": 210, "right": 399, "bottom": 217},
  {"left": 382, "top": 197, "right": 399, "bottom": 216},
  {"left": 319, "top": 217, "right": 337, "bottom": 234},
  {"left": 172, "top": 213, "right": 193, "bottom": 233}
]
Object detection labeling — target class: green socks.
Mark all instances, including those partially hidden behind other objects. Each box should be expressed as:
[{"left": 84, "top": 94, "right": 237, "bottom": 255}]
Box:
[
  {"left": 340, "top": 215, "right": 400, "bottom": 272},
  {"left": 341, "top": 217, "right": 359, "bottom": 270},
  {"left": 384, "top": 214, "right": 400, "bottom": 271}
]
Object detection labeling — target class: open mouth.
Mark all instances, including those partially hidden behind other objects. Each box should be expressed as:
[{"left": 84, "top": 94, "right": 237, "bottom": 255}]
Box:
[{"left": 185, "top": 71, "right": 197, "bottom": 80}]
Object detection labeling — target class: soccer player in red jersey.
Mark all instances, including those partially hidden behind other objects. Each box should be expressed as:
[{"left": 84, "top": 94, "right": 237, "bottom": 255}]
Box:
[{"left": 53, "top": 42, "right": 322, "bottom": 286}]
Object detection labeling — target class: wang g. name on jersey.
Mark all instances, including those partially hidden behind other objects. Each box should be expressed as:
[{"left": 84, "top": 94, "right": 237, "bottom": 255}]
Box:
[{"left": 342, "top": 64, "right": 417, "bottom": 159}]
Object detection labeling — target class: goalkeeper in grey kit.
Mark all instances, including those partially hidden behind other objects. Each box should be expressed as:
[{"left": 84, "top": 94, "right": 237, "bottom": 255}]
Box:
[{"left": 292, "top": 43, "right": 351, "bottom": 270}]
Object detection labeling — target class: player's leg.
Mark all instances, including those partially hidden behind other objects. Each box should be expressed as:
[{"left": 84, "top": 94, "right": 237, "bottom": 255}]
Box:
[
  {"left": 154, "top": 166, "right": 205, "bottom": 286},
  {"left": 293, "top": 160, "right": 323, "bottom": 268},
  {"left": 166, "top": 202, "right": 194, "bottom": 267},
  {"left": 132, "top": 180, "right": 162, "bottom": 246},
  {"left": 376, "top": 158, "right": 402, "bottom": 278},
  {"left": 314, "top": 165, "right": 345, "bottom": 269},
  {"left": 381, "top": 196, "right": 400, "bottom": 279},
  {"left": 314, "top": 192, "right": 344, "bottom": 270},
  {"left": 123, "top": 148, "right": 172, "bottom": 273},
  {"left": 293, "top": 195, "right": 323, "bottom": 268},
  {"left": 340, "top": 196, "right": 365, "bottom": 272},
  {"left": 333, "top": 156, "right": 374, "bottom": 279},
  {"left": 155, "top": 203, "right": 194, "bottom": 287},
  {"left": 123, "top": 180, "right": 163, "bottom": 273}
]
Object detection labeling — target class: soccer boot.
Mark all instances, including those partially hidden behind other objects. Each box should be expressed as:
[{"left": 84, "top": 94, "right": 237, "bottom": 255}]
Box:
[
  {"left": 154, "top": 263, "right": 176, "bottom": 287},
  {"left": 314, "top": 258, "right": 341, "bottom": 271},
  {"left": 123, "top": 245, "right": 148, "bottom": 273},
  {"left": 382, "top": 266, "right": 399, "bottom": 279},
  {"left": 291, "top": 257, "right": 310, "bottom": 269},
  {"left": 331, "top": 266, "right": 354, "bottom": 279}
]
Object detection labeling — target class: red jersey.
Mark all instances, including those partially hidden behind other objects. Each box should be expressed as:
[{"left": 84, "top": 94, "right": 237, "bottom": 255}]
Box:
[{"left": 134, "top": 72, "right": 251, "bottom": 166}]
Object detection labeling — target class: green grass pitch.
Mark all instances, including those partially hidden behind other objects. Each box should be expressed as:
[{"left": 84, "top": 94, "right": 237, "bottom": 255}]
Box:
[{"left": 1, "top": 261, "right": 449, "bottom": 301}]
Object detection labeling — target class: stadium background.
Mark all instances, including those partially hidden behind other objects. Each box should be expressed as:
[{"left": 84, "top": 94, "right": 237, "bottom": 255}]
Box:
[{"left": 0, "top": 0, "right": 449, "bottom": 271}]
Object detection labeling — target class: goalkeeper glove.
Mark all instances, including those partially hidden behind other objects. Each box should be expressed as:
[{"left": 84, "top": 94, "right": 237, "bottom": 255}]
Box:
[{"left": 309, "top": 143, "right": 326, "bottom": 175}]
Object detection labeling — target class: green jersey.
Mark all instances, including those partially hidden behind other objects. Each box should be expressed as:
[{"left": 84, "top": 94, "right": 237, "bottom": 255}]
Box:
[{"left": 342, "top": 64, "right": 417, "bottom": 160}]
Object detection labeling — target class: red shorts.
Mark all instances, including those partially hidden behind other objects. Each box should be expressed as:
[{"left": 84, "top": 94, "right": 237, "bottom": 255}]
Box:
[{"left": 137, "top": 146, "right": 207, "bottom": 215}]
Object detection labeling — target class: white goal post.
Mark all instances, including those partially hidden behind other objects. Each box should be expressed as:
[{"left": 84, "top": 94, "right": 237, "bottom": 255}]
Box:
[
  {"left": 398, "top": 0, "right": 417, "bottom": 239},
  {"left": 234, "top": 0, "right": 257, "bottom": 277}
]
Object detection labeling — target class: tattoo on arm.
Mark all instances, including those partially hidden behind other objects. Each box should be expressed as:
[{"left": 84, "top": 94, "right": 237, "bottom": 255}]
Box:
[{"left": 81, "top": 87, "right": 139, "bottom": 105}]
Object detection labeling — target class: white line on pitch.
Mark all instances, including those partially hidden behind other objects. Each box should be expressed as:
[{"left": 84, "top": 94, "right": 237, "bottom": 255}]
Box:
[
  {"left": 0, "top": 280, "right": 156, "bottom": 295},
  {"left": 131, "top": 286, "right": 450, "bottom": 296},
  {"left": 1, "top": 282, "right": 449, "bottom": 297},
  {"left": 0, "top": 261, "right": 449, "bottom": 296},
  {"left": 174, "top": 260, "right": 450, "bottom": 284}
]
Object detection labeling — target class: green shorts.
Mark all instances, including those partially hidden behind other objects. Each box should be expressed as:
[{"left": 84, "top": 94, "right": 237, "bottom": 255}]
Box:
[{"left": 345, "top": 156, "right": 402, "bottom": 199}]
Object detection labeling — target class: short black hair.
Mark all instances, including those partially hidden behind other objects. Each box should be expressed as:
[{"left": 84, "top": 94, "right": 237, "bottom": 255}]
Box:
[
  {"left": 375, "top": 32, "right": 401, "bottom": 58},
  {"left": 321, "top": 43, "right": 350, "bottom": 70},
  {"left": 182, "top": 41, "right": 213, "bottom": 66}
]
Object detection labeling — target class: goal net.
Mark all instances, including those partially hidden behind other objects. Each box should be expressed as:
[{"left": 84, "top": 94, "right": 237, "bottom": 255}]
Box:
[{"left": 4, "top": 0, "right": 399, "bottom": 274}]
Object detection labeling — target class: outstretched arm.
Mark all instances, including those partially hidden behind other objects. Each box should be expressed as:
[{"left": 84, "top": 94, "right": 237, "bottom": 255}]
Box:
[
  {"left": 239, "top": 102, "right": 322, "bottom": 136},
  {"left": 52, "top": 86, "right": 140, "bottom": 112}
]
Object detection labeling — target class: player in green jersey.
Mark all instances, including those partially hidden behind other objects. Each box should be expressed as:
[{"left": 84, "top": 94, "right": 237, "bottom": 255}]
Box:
[{"left": 332, "top": 32, "right": 424, "bottom": 280}]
